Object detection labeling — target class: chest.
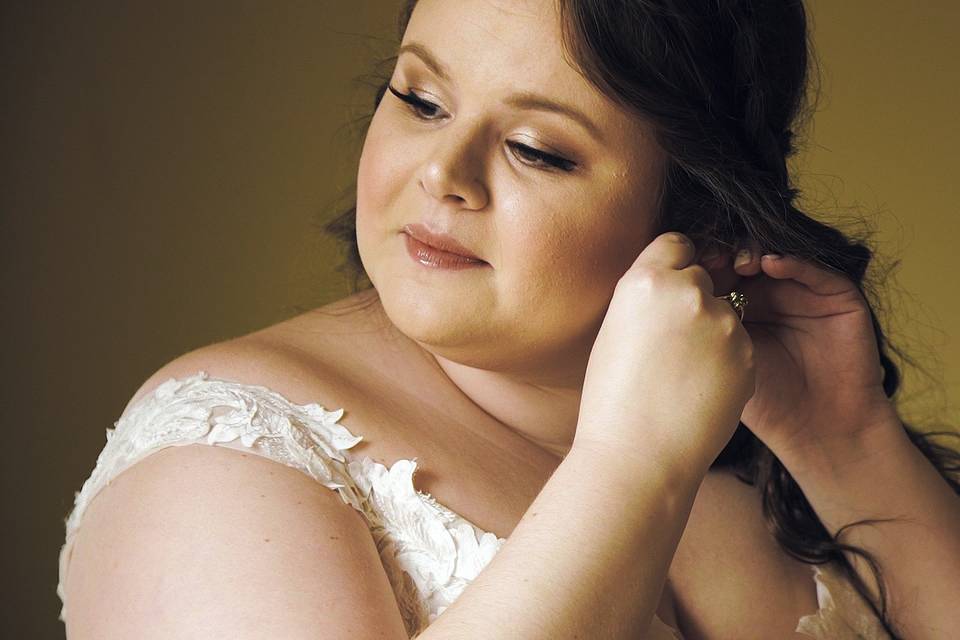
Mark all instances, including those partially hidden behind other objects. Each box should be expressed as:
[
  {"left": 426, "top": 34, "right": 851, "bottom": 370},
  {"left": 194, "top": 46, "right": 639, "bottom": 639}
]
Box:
[
  {"left": 333, "top": 368, "right": 821, "bottom": 629},
  {"left": 273, "top": 311, "right": 822, "bottom": 635},
  {"left": 280, "top": 308, "right": 561, "bottom": 541},
  {"left": 337, "top": 377, "right": 559, "bottom": 542}
]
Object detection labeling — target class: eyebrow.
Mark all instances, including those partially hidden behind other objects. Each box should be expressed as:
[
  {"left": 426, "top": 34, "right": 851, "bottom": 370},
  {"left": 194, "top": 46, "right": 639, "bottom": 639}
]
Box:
[{"left": 397, "top": 42, "right": 605, "bottom": 142}]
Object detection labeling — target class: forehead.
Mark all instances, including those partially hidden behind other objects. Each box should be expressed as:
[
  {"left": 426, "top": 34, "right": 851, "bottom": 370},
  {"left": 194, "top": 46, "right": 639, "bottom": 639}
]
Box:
[
  {"left": 407, "top": 0, "right": 558, "bottom": 48},
  {"left": 402, "top": 0, "right": 620, "bottom": 123}
]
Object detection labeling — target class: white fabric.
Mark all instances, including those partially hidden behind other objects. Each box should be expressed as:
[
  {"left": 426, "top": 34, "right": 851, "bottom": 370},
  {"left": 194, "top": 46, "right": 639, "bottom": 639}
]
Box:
[{"left": 58, "top": 371, "right": 888, "bottom": 639}]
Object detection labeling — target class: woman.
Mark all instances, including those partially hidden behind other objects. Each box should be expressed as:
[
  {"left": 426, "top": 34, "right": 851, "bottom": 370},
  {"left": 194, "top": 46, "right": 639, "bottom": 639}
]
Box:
[{"left": 58, "top": 0, "right": 960, "bottom": 638}]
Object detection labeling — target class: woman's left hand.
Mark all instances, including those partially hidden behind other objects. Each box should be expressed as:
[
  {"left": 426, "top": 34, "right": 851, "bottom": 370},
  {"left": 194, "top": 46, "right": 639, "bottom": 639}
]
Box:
[{"left": 698, "top": 241, "right": 899, "bottom": 462}]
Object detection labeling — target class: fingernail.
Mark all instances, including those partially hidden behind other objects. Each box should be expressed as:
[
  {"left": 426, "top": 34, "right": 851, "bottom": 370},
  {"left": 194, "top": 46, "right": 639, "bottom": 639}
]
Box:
[
  {"left": 734, "top": 248, "right": 752, "bottom": 268},
  {"left": 762, "top": 253, "right": 783, "bottom": 261}
]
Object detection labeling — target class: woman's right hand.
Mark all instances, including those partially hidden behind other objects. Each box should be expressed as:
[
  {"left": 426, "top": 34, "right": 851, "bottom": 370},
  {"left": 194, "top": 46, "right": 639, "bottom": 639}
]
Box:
[{"left": 572, "top": 231, "right": 756, "bottom": 477}]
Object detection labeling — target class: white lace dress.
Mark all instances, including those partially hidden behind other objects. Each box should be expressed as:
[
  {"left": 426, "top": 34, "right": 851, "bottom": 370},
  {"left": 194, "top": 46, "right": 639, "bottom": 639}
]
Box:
[{"left": 57, "top": 372, "right": 891, "bottom": 639}]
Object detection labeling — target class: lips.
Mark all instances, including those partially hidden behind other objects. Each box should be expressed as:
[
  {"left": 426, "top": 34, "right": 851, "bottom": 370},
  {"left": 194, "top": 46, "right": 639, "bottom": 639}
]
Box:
[{"left": 401, "top": 223, "right": 485, "bottom": 262}]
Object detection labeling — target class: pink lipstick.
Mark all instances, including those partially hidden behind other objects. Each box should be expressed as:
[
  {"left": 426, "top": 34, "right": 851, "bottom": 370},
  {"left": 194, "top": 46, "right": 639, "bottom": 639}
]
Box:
[{"left": 402, "top": 224, "right": 488, "bottom": 270}]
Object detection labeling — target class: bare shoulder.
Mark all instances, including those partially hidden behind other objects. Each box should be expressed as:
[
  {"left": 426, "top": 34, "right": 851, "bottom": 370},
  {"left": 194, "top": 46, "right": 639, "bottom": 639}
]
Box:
[
  {"left": 64, "top": 293, "right": 412, "bottom": 638},
  {"left": 667, "top": 466, "right": 821, "bottom": 639},
  {"left": 124, "top": 333, "right": 329, "bottom": 413},
  {"left": 64, "top": 435, "right": 409, "bottom": 639},
  {"left": 124, "top": 290, "right": 385, "bottom": 415},
  {"left": 119, "top": 288, "right": 417, "bottom": 477}
]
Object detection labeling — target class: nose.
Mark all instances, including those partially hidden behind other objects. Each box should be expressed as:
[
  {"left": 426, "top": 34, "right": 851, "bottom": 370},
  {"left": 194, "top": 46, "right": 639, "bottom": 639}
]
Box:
[{"left": 418, "top": 123, "right": 489, "bottom": 210}]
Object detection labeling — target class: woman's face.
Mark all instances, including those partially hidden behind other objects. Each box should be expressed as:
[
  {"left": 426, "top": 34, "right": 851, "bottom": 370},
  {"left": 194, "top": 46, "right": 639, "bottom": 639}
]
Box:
[{"left": 356, "top": 0, "right": 667, "bottom": 379}]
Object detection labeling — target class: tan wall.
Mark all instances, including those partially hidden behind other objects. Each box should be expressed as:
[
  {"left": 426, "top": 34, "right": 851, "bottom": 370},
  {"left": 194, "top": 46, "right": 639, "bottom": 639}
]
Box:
[
  {"left": 3, "top": 2, "right": 956, "bottom": 636},
  {"left": 798, "top": 1, "right": 959, "bottom": 427}
]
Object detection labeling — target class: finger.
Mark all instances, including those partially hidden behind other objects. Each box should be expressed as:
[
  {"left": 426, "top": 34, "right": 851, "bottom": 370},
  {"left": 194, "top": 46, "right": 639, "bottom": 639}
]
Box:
[
  {"left": 759, "top": 254, "right": 854, "bottom": 295},
  {"left": 696, "top": 246, "right": 740, "bottom": 296},
  {"left": 714, "top": 291, "right": 750, "bottom": 322},
  {"left": 635, "top": 232, "right": 697, "bottom": 271},
  {"left": 705, "top": 262, "right": 741, "bottom": 298},
  {"left": 695, "top": 241, "right": 731, "bottom": 270},
  {"left": 684, "top": 263, "right": 718, "bottom": 297},
  {"left": 697, "top": 238, "right": 758, "bottom": 295},
  {"left": 732, "top": 238, "right": 763, "bottom": 277}
]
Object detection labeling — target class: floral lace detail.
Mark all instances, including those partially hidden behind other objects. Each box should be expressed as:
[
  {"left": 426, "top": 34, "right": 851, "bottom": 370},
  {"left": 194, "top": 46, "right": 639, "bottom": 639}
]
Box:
[
  {"left": 346, "top": 456, "right": 504, "bottom": 632},
  {"left": 57, "top": 372, "right": 364, "bottom": 621},
  {"left": 57, "top": 371, "right": 509, "bottom": 637},
  {"left": 57, "top": 371, "right": 889, "bottom": 639}
]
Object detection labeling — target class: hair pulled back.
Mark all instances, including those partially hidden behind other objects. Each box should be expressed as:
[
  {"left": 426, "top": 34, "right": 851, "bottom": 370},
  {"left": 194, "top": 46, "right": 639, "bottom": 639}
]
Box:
[{"left": 323, "top": 3, "right": 960, "bottom": 636}]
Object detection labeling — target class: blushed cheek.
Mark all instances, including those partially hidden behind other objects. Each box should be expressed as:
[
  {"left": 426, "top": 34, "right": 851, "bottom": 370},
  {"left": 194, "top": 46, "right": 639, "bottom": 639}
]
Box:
[
  {"left": 356, "top": 118, "right": 392, "bottom": 278},
  {"left": 513, "top": 226, "right": 617, "bottom": 302},
  {"left": 357, "top": 114, "right": 415, "bottom": 236},
  {"left": 355, "top": 123, "right": 383, "bottom": 228},
  {"left": 552, "top": 240, "right": 649, "bottom": 339}
]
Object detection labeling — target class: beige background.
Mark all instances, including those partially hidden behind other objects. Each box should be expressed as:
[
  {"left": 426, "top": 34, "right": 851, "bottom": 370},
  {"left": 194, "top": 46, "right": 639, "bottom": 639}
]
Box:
[{"left": 2, "top": 1, "right": 956, "bottom": 636}]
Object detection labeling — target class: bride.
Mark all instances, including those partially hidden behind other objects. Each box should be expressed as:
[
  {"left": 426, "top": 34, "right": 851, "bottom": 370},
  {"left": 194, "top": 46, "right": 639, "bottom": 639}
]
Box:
[{"left": 58, "top": 1, "right": 960, "bottom": 638}]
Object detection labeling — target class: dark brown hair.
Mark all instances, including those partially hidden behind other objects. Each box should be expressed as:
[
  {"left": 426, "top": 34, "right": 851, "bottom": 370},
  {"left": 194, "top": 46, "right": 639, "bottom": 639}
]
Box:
[{"left": 321, "top": 2, "right": 960, "bottom": 636}]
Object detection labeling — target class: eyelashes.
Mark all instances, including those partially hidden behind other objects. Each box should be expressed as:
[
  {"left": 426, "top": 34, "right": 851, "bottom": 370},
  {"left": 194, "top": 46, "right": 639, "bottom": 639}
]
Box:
[
  {"left": 386, "top": 84, "right": 577, "bottom": 173},
  {"left": 386, "top": 85, "right": 440, "bottom": 119}
]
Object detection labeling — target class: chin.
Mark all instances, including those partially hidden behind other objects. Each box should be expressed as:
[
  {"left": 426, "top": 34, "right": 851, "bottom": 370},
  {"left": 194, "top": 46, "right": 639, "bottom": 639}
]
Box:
[
  {"left": 363, "top": 243, "right": 487, "bottom": 328},
  {"left": 379, "top": 283, "right": 484, "bottom": 346}
]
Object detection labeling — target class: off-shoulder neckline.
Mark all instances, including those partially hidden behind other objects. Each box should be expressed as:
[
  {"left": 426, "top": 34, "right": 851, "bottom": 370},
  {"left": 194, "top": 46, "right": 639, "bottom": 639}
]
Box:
[
  {"left": 147, "top": 370, "right": 508, "bottom": 543},
  {"left": 123, "top": 371, "right": 880, "bottom": 638}
]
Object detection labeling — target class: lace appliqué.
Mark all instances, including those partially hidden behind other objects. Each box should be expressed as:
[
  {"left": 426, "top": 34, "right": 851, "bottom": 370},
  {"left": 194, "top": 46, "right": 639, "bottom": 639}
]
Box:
[
  {"left": 347, "top": 456, "right": 505, "bottom": 636},
  {"left": 58, "top": 372, "right": 891, "bottom": 640},
  {"left": 57, "top": 371, "right": 507, "bottom": 639},
  {"left": 57, "top": 371, "right": 365, "bottom": 621}
]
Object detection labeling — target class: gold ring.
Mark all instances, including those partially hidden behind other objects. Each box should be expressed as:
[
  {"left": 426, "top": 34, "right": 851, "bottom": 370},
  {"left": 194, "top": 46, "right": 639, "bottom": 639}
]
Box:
[{"left": 719, "top": 291, "right": 748, "bottom": 320}]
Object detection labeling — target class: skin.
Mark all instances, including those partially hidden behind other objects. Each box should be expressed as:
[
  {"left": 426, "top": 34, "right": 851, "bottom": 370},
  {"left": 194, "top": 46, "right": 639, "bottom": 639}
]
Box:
[
  {"left": 64, "top": 4, "right": 958, "bottom": 636},
  {"left": 356, "top": 0, "right": 682, "bottom": 457},
  {"left": 350, "top": 1, "right": 960, "bottom": 631}
]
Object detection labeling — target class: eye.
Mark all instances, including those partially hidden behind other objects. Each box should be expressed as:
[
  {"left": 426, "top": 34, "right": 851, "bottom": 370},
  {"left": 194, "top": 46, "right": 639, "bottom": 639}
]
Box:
[
  {"left": 506, "top": 141, "right": 577, "bottom": 172},
  {"left": 387, "top": 84, "right": 577, "bottom": 173},
  {"left": 388, "top": 84, "right": 444, "bottom": 121}
]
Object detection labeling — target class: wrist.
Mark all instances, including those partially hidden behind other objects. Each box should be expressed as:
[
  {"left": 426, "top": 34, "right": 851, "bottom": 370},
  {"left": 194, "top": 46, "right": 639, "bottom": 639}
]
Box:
[
  {"left": 776, "top": 407, "right": 908, "bottom": 481},
  {"left": 568, "top": 438, "right": 709, "bottom": 500}
]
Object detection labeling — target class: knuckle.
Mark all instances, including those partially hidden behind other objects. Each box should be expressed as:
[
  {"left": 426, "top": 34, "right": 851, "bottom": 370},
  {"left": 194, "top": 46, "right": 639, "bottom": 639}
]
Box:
[
  {"left": 621, "top": 264, "right": 661, "bottom": 291},
  {"left": 718, "top": 312, "right": 740, "bottom": 335},
  {"left": 686, "top": 263, "right": 708, "bottom": 277},
  {"left": 664, "top": 286, "right": 704, "bottom": 319},
  {"left": 738, "top": 335, "right": 755, "bottom": 369},
  {"left": 685, "top": 264, "right": 713, "bottom": 290},
  {"left": 687, "top": 287, "right": 709, "bottom": 314}
]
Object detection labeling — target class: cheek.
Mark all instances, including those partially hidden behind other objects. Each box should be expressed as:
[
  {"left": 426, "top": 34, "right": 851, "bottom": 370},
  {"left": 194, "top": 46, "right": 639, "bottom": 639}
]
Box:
[
  {"left": 492, "top": 221, "right": 638, "bottom": 352},
  {"left": 356, "top": 112, "right": 399, "bottom": 283},
  {"left": 584, "top": 178, "right": 663, "bottom": 276},
  {"left": 356, "top": 109, "right": 395, "bottom": 225},
  {"left": 509, "top": 204, "right": 651, "bottom": 293},
  {"left": 525, "top": 188, "right": 658, "bottom": 336}
]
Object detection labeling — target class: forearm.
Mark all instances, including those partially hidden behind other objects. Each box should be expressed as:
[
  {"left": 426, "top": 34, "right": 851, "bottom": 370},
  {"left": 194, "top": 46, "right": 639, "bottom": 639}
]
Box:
[
  {"left": 418, "top": 446, "right": 705, "bottom": 640},
  {"left": 781, "top": 412, "right": 960, "bottom": 639}
]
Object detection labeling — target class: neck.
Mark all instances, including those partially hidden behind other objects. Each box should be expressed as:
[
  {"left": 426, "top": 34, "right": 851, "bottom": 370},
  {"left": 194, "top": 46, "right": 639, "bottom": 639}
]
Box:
[
  {"left": 429, "top": 351, "right": 583, "bottom": 459},
  {"left": 360, "top": 288, "right": 593, "bottom": 461}
]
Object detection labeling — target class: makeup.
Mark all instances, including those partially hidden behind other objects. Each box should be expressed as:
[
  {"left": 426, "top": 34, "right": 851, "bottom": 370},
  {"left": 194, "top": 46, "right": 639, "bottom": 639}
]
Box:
[{"left": 403, "top": 233, "right": 489, "bottom": 270}]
